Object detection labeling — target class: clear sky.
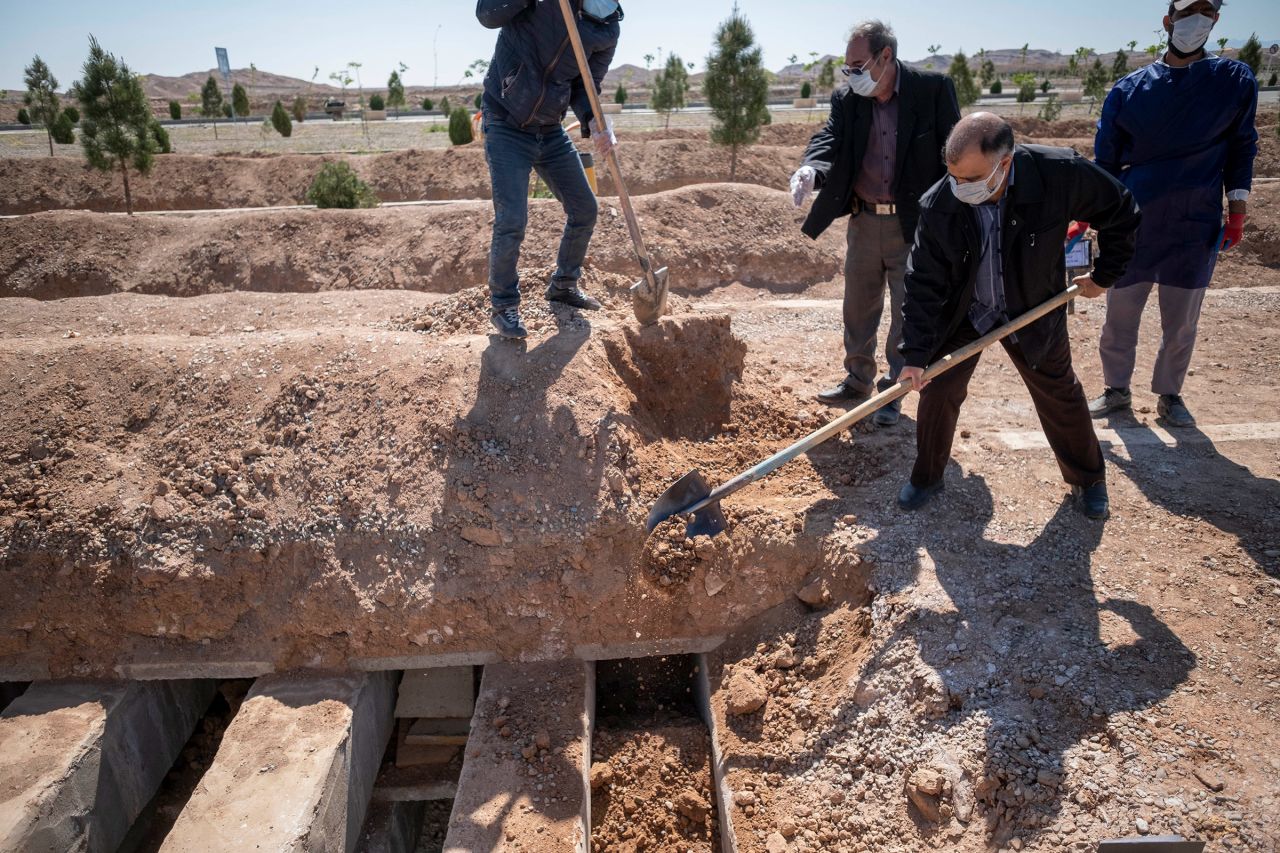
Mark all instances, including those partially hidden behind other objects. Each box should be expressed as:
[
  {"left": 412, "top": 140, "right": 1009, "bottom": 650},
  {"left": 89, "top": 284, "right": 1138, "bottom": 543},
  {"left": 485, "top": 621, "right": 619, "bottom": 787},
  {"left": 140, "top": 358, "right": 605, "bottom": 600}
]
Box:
[{"left": 3, "top": 0, "right": 1278, "bottom": 92}]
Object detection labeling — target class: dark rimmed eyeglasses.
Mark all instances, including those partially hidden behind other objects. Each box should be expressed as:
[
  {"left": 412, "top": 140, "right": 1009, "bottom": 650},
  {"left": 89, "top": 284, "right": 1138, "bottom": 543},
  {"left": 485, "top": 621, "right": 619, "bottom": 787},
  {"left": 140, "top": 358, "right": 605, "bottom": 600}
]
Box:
[{"left": 840, "top": 56, "right": 878, "bottom": 78}]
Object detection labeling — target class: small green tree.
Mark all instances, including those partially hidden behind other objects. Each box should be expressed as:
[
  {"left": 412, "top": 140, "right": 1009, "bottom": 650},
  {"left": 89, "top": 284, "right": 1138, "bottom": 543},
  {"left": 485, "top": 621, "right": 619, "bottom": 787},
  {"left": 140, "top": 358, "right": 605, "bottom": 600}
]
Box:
[
  {"left": 799, "top": 81, "right": 812, "bottom": 99},
  {"left": 387, "top": 69, "right": 406, "bottom": 116},
  {"left": 222, "top": 103, "right": 233, "bottom": 118},
  {"left": 1084, "top": 57, "right": 1110, "bottom": 112},
  {"left": 271, "top": 100, "right": 292, "bottom": 137},
  {"left": 704, "top": 7, "right": 770, "bottom": 181},
  {"left": 1040, "top": 79, "right": 1052, "bottom": 93},
  {"left": 306, "top": 161, "right": 378, "bottom": 208},
  {"left": 816, "top": 58, "right": 836, "bottom": 96},
  {"left": 614, "top": 83, "right": 627, "bottom": 104},
  {"left": 369, "top": 93, "right": 385, "bottom": 111},
  {"left": 51, "top": 110, "right": 75, "bottom": 144},
  {"left": 23, "top": 55, "right": 62, "bottom": 156},
  {"left": 72, "top": 36, "right": 156, "bottom": 215},
  {"left": 1013, "top": 72, "right": 1038, "bottom": 105},
  {"left": 1111, "top": 48, "right": 1129, "bottom": 82},
  {"left": 422, "top": 97, "right": 434, "bottom": 111},
  {"left": 168, "top": 100, "right": 181, "bottom": 120},
  {"left": 63, "top": 106, "right": 80, "bottom": 123},
  {"left": 1237, "top": 34, "right": 1263, "bottom": 76},
  {"left": 201, "top": 76, "right": 223, "bottom": 139},
  {"left": 977, "top": 48, "right": 996, "bottom": 88},
  {"left": 439, "top": 95, "right": 450, "bottom": 114},
  {"left": 17, "top": 108, "right": 31, "bottom": 125},
  {"left": 947, "top": 50, "right": 980, "bottom": 107},
  {"left": 652, "top": 52, "right": 690, "bottom": 128},
  {"left": 1038, "top": 93, "right": 1063, "bottom": 122},
  {"left": 150, "top": 119, "right": 171, "bottom": 153},
  {"left": 448, "top": 106, "right": 473, "bottom": 145},
  {"left": 990, "top": 78, "right": 1003, "bottom": 95},
  {"left": 231, "top": 82, "right": 249, "bottom": 117},
  {"left": 292, "top": 95, "right": 307, "bottom": 123}
]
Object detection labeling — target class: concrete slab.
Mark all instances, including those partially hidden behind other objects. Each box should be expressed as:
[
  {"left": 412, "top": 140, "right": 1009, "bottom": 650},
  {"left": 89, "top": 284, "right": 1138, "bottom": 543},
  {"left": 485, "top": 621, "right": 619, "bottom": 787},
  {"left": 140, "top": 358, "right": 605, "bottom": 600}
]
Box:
[
  {"left": 372, "top": 762, "right": 460, "bottom": 803},
  {"left": 354, "top": 800, "right": 425, "bottom": 853},
  {"left": 114, "top": 659, "right": 274, "bottom": 680},
  {"left": 354, "top": 651, "right": 500, "bottom": 672},
  {"left": 394, "top": 667, "right": 475, "bottom": 719},
  {"left": 444, "top": 661, "right": 592, "bottom": 853},
  {"left": 159, "top": 670, "right": 397, "bottom": 853},
  {"left": 575, "top": 635, "right": 725, "bottom": 661},
  {"left": 0, "top": 678, "right": 215, "bottom": 853},
  {"left": 404, "top": 718, "right": 469, "bottom": 746}
]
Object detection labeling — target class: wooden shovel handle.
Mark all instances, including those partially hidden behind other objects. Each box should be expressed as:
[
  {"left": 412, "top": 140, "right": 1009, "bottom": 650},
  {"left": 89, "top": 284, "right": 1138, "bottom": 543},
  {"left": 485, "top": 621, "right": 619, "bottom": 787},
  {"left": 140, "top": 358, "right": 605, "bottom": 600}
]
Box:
[{"left": 554, "top": 0, "right": 660, "bottom": 296}]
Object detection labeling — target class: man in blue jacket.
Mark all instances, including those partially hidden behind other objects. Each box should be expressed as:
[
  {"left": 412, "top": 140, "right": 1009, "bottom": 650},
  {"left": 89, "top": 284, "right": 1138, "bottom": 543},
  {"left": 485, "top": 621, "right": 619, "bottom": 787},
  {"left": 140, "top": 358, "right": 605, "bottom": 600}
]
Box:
[
  {"left": 1088, "top": 0, "right": 1258, "bottom": 426},
  {"left": 476, "top": 0, "right": 622, "bottom": 339}
]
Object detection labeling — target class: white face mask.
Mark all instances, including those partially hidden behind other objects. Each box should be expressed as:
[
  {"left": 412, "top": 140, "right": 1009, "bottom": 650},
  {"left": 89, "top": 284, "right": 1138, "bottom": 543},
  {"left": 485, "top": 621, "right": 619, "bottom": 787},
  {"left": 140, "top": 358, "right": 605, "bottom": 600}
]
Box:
[
  {"left": 1170, "top": 13, "right": 1215, "bottom": 55},
  {"left": 847, "top": 54, "right": 885, "bottom": 97},
  {"left": 950, "top": 157, "right": 1008, "bottom": 206}
]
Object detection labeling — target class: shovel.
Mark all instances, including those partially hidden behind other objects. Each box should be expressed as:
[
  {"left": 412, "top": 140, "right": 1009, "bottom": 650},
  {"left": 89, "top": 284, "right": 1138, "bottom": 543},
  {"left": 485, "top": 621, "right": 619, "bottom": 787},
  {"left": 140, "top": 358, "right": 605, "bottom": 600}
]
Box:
[
  {"left": 556, "top": 0, "right": 668, "bottom": 325},
  {"left": 647, "top": 285, "right": 1082, "bottom": 537}
]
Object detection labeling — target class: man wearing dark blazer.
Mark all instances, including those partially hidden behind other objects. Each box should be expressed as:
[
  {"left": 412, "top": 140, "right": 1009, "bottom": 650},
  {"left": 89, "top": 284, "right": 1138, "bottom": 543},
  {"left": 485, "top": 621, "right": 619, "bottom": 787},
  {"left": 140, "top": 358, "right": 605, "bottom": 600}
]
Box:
[{"left": 791, "top": 20, "right": 960, "bottom": 426}]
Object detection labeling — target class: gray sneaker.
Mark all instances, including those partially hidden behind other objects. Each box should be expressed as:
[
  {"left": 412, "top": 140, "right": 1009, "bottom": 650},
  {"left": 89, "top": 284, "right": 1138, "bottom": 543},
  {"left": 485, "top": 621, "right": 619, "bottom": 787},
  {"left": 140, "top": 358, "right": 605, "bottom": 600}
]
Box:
[
  {"left": 1157, "top": 394, "right": 1195, "bottom": 428},
  {"left": 1088, "top": 387, "right": 1131, "bottom": 418}
]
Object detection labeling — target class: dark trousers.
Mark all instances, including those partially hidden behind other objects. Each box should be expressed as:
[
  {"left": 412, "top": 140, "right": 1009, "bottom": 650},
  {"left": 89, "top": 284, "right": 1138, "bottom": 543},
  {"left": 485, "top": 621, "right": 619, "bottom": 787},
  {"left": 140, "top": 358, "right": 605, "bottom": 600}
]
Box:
[{"left": 912, "top": 319, "right": 1106, "bottom": 489}]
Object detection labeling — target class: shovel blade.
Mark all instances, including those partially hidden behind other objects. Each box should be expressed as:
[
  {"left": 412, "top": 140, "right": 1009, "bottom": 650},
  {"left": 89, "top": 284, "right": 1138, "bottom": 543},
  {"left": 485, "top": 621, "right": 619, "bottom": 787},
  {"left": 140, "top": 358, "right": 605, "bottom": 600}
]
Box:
[
  {"left": 630, "top": 266, "right": 670, "bottom": 326},
  {"left": 646, "top": 469, "right": 728, "bottom": 539}
]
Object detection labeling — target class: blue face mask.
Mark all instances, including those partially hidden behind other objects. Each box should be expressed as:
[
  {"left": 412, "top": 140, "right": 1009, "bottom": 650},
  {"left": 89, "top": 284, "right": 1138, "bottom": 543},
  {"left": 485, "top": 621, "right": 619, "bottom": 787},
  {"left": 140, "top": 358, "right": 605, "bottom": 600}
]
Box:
[{"left": 581, "top": 0, "right": 619, "bottom": 23}]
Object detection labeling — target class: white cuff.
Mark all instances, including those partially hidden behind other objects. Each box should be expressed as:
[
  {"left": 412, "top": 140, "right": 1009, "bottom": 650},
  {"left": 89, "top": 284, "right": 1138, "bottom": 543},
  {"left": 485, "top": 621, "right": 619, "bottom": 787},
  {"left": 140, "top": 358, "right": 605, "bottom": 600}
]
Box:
[{"left": 1226, "top": 189, "right": 1250, "bottom": 202}]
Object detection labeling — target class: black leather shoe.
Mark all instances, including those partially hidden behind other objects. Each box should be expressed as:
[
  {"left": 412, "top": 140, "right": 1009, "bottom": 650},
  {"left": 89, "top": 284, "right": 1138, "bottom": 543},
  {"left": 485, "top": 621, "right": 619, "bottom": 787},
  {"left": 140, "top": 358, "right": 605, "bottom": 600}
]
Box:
[
  {"left": 873, "top": 399, "right": 901, "bottom": 427},
  {"left": 1157, "top": 394, "right": 1195, "bottom": 428},
  {"left": 1088, "top": 387, "right": 1131, "bottom": 418},
  {"left": 898, "top": 480, "right": 944, "bottom": 511},
  {"left": 490, "top": 307, "right": 528, "bottom": 339},
  {"left": 1072, "top": 482, "right": 1110, "bottom": 520},
  {"left": 545, "top": 285, "right": 602, "bottom": 310},
  {"left": 817, "top": 382, "right": 868, "bottom": 405}
]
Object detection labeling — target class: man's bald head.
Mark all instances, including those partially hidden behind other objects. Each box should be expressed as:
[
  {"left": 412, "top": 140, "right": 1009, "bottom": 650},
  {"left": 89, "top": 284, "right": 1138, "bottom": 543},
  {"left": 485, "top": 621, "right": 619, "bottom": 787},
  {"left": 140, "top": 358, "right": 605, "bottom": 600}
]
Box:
[{"left": 944, "top": 112, "right": 1015, "bottom": 165}]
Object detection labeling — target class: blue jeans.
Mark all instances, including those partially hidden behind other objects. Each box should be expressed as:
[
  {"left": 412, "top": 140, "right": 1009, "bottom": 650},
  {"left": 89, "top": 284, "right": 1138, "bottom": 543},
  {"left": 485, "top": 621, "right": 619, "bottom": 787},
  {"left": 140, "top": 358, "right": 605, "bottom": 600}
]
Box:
[{"left": 483, "top": 115, "right": 599, "bottom": 311}]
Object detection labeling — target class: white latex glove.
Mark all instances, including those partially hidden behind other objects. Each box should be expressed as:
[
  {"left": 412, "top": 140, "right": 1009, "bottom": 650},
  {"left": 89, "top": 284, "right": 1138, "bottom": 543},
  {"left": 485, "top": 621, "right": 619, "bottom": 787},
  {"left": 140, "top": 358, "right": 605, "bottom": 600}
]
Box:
[
  {"left": 588, "top": 116, "right": 616, "bottom": 157},
  {"left": 790, "top": 165, "right": 816, "bottom": 208}
]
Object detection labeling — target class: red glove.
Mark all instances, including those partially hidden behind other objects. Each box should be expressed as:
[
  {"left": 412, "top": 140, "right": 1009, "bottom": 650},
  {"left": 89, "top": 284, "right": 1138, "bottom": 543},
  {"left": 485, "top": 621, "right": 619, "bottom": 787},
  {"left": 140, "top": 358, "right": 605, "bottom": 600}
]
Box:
[
  {"left": 1219, "top": 213, "right": 1246, "bottom": 251},
  {"left": 1066, "top": 221, "right": 1090, "bottom": 242}
]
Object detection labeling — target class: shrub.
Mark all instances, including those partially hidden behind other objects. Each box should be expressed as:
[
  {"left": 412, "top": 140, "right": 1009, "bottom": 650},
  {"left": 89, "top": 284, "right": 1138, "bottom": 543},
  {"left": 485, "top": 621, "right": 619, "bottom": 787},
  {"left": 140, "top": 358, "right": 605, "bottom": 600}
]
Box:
[
  {"left": 231, "top": 82, "right": 249, "bottom": 116},
  {"left": 990, "top": 79, "right": 1003, "bottom": 95},
  {"left": 448, "top": 106, "right": 473, "bottom": 145},
  {"left": 422, "top": 97, "right": 434, "bottom": 111},
  {"left": 17, "top": 108, "right": 31, "bottom": 125},
  {"left": 222, "top": 103, "right": 232, "bottom": 118},
  {"left": 614, "top": 83, "right": 627, "bottom": 104},
  {"left": 800, "top": 81, "right": 812, "bottom": 99},
  {"left": 64, "top": 106, "right": 80, "bottom": 123},
  {"left": 1037, "top": 93, "right": 1063, "bottom": 123},
  {"left": 1040, "top": 79, "right": 1052, "bottom": 93},
  {"left": 169, "top": 100, "right": 181, "bottom": 120},
  {"left": 474, "top": 93, "right": 482, "bottom": 109},
  {"left": 292, "top": 95, "right": 306, "bottom": 123},
  {"left": 271, "top": 100, "right": 292, "bottom": 137},
  {"left": 306, "top": 161, "right": 378, "bottom": 209},
  {"left": 1270, "top": 72, "right": 1278, "bottom": 87},
  {"left": 150, "top": 119, "right": 171, "bottom": 153},
  {"left": 51, "top": 110, "right": 75, "bottom": 144},
  {"left": 439, "top": 96, "right": 450, "bottom": 114},
  {"left": 369, "top": 92, "right": 385, "bottom": 111}
]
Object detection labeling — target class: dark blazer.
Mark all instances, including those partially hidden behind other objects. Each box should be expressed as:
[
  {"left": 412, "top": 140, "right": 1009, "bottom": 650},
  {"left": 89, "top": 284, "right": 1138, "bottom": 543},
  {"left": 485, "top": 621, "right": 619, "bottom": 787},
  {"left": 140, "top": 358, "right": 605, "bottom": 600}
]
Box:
[
  {"left": 800, "top": 63, "right": 960, "bottom": 243},
  {"left": 477, "top": 0, "right": 621, "bottom": 134},
  {"left": 902, "top": 144, "right": 1141, "bottom": 371}
]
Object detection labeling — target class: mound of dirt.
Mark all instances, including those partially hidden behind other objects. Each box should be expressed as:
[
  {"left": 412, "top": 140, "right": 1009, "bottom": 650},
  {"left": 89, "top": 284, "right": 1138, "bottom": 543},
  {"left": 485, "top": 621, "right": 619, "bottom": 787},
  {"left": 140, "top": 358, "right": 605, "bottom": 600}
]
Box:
[
  {"left": 0, "top": 139, "right": 803, "bottom": 216},
  {"left": 0, "top": 184, "right": 846, "bottom": 300},
  {"left": 0, "top": 306, "right": 873, "bottom": 677}
]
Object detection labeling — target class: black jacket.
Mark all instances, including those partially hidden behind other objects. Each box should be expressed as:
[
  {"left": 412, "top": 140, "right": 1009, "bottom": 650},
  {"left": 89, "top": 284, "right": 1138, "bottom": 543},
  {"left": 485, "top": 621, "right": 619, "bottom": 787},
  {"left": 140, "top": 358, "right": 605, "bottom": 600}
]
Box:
[
  {"left": 800, "top": 64, "right": 960, "bottom": 243},
  {"left": 477, "top": 0, "right": 620, "bottom": 135},
  {"left": 901, "top": 144, "right": 1141, "bottom": 370}
]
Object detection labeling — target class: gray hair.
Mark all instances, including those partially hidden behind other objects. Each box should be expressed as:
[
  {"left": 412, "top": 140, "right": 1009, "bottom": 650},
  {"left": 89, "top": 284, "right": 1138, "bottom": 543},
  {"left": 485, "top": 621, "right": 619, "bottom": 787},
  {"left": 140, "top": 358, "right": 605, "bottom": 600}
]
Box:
[
  {"left": 944, "top": 112, "right": 1016, "bottom": 164},
  {"left": 848, "top": 20, "right": 898, "bottom": 60}
]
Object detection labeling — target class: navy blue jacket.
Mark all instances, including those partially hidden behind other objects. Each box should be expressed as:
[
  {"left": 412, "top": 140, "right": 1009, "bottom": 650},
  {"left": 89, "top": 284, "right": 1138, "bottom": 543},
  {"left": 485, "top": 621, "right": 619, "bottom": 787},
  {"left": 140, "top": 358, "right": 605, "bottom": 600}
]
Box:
[
  {"left": 1095, "top": 56, "right": 1257, "bottom": 289},
  {"left": 477, "top": 0, "right": 621, "bottom": 135}
]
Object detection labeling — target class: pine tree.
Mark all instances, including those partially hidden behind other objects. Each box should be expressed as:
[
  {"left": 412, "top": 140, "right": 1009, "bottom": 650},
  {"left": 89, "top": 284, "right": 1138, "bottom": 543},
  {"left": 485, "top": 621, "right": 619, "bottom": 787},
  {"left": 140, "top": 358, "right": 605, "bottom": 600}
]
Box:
[
  {"left": 150, "top": 119, "right": 171, "bottom": 154},
  {"left": 23, "top": 55, "right": 61, "bottom": 156},
  {"left": 201, "top": 76, "right": 223, "bottom": 139},
  {"left": 1237, "top": 34, "right": 1263, "bottom": 76},
  {"left": 704, "top": 7, "right": 770, "bottom": 181},
  {"left": 976, "top": 49, "right": 996, "bottom": 88},
  {"left": 816, "top": 58, "right": 836, "bottom": 96},
  {"left": 1083, "top": 57, "right": 1110, "bottom": 112},
  {"left": 232, "top": 82, "right": 250, "bottom": 118},
  {"left": 1111, "top": 49, "right": 1129, "bottom": 82},
  {"left": 947, "top": 51, "right": 980, "bottom": 107},
  {"left": 614, "top": 83, "right": 627, "bottom": 105},
  {"left": 72, "top": 36, "right": 156, "bottom": 215},
  {"left": 271, "top": 100, "right": 292, "bottom": 137},
  {"left": 387, "top": 70, "right": 406, "bottom": 116},
  {"left": 651, "top": 53, "right": 690, "bottom": 129},
  {"left": 51, "top": 110, "right": 75, "bottom": 144},
  {"left": 17, "top": 108, "right": 31, "bottom": 125}
]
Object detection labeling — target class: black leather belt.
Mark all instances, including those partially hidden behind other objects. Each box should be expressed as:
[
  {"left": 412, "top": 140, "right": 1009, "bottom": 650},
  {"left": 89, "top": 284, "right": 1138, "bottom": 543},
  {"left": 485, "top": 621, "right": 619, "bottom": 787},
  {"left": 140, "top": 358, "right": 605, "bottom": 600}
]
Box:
[{"left": 856, "top": 197, "right": 897, "bottom": 216}]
